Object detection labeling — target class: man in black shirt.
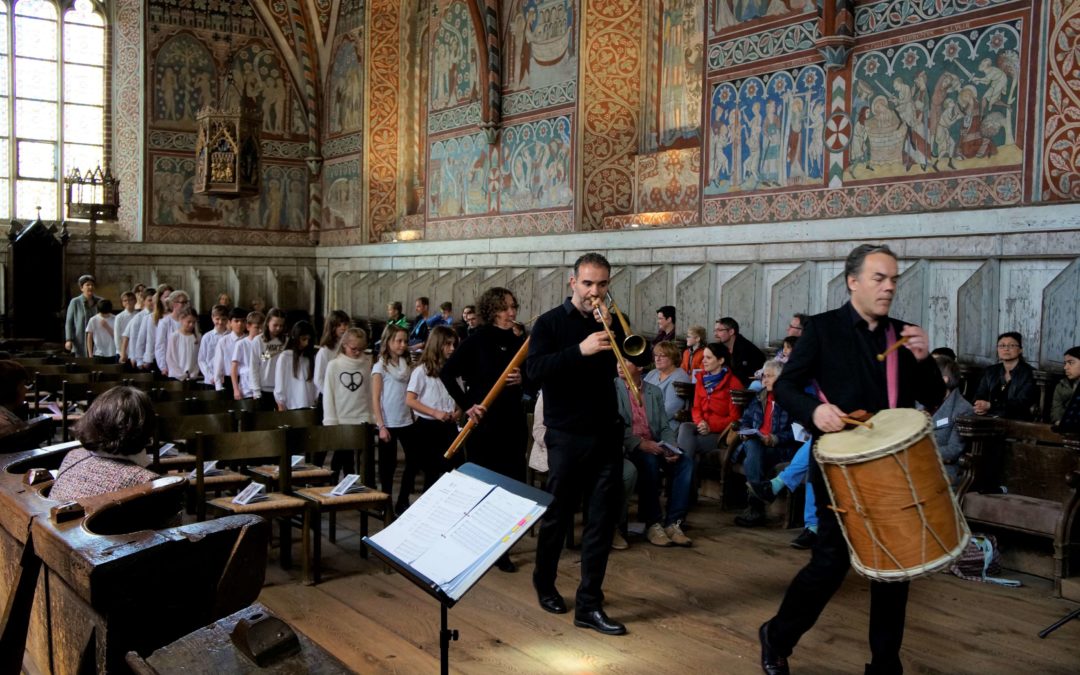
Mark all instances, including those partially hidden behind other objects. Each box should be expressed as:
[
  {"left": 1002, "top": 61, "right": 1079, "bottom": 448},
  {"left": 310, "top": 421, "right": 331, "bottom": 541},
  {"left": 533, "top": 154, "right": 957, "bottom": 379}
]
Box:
[
  {"left": 759, "top": 244, "right": 944, "bottom": 675},
  {"left": 715, "top": 316, "right": 766, "bottom": 386},
  {"left": 526, "top": 252, "right": 627, "bottom": 636}
]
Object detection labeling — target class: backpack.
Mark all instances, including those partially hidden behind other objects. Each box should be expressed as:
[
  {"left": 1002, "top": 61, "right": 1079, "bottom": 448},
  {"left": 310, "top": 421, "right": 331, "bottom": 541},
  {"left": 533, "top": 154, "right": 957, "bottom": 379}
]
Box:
[{"left": 948, "top": 534, "right": 1021, "bottom": 587}]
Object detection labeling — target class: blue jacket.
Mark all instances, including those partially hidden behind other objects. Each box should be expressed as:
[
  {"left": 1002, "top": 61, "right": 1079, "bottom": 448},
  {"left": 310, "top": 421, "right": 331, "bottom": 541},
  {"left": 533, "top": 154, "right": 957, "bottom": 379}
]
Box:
[{"left": 738, "top": 390, "right": 796, "bottom": 448}]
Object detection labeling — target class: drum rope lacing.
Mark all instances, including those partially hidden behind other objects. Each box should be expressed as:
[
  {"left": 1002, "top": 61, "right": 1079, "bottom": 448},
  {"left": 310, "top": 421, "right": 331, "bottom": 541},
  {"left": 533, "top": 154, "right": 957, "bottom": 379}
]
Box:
[
  {"left": 837, "top": 464, "right": 905, "bottom": 572},
  {"left": 889, "top": 448, "right": 952, "bottom": 566}
]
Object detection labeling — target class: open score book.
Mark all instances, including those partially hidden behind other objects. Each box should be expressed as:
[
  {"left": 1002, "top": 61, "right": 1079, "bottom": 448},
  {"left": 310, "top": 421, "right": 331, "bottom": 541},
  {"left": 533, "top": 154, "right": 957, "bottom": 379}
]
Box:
[{"left": 367, "top": 469, "right": 546, "bottom": 601}]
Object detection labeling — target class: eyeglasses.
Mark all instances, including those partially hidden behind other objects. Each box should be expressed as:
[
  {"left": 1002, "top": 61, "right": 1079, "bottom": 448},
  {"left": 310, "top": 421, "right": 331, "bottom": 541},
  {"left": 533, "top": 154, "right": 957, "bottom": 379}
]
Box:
[
  {"left": 653, "top": 353, "right": 669, "bottom": 359},
  {"left": 788, "top": 324, "right": 802, "bottom": 330},
  {"left": 716, "top": 327, "right": 733, "bottom": 334},
  {"left": 997, "top": 343, "right": 1020, "bottom": 349}
]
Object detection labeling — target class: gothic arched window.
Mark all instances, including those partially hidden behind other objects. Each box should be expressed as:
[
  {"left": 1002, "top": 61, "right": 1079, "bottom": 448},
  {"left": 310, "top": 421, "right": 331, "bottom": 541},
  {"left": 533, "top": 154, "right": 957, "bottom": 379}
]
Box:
[{"left": 1, "top": 0, "right": 106, "bottom": 221}]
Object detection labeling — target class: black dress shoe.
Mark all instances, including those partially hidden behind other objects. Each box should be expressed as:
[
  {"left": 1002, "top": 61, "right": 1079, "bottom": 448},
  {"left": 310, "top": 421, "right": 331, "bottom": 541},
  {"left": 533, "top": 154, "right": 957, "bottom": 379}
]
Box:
[
  {"left": 747, "top": 480, "right": 782, "bottom": 503},
  {"left": 735, "top": 508, "right": 767, "bottom": 527},
  {"left": 573, "top": 609, "right": 626, "bottom": 635},
  {"left": 790, "top": 528, "right": 818, "bottom": 550},
  {"left": 495, "top": 554, "right": 517, "bottom": 573},
  {"left": 759, "top": 622, "right": 789, "bottom": 675},
  {"left": 536, "top": 588, "right": 567, "bottom": 614}
]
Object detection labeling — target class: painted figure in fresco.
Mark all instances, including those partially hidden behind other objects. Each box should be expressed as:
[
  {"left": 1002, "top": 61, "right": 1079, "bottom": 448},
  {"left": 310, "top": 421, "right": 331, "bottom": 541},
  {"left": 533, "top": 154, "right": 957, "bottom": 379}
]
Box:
[
  {"left": 972, "top": 57, "right": 1008, "bottom": 114},
  {"left": 521, "top": 0, "right": 538, "bottom": 84},
  {"left": 928, "top": 71, "right": 961, "bottom": 151},
  {"left": 288, "top": 179, "right": 306, "bottom": 229},
  {"left": 193, "top": 72, "right": 214, "bottom": 113},
  {"left": 760, "top": 99, "right": 783, "bottom": 186},
  {"left": 807, "top": 99, "right": 824, "bottom": 176},
  {"left": 867, "top": 95, "right": 904, "bottom": 166},
  {"left": 161, "top": 67, "right": 178, "bottom": 121},
  {"left": 956, "top": 85, "right": 998, "bottom": 159},
  {"left": 659, "top": 0, "right": 702, "bottom": 147},
  {"left": 714, "top": 0, "right": 737, "bottom": 29},
  {"left": 264, "top": 178, "right": 283, "bottom": 229},
  {"left": 711, "top": 108, "right": 731, "bottom": 181},
  {"left": 932, "top": 98, "right": 962, "bottom": 171},
  {"left": 786, "top": 96, "right": 807, "bottom": 183},
  {"left": 743, "top": 102, "right": 764, "bottom": 184},
  {"left": 263, "top": 77, "right": 286, "bottom": 134},
  {"left": 891, "top": 74, "right": 929, "bottom": 171}
]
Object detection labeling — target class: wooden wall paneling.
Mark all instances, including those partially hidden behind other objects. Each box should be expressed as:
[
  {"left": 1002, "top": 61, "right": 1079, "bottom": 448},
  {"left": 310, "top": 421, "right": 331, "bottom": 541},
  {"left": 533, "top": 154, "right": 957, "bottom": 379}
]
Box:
[
  {"left": 634, "top": 267, "right": 671, "bottom": 338},
  {"left": 676, "top": 265, "right": 715, "bottom": 339},
  {"left": 720, "top": 264, "right": 763, "bottom": 346},
  {"left": 386, "top": 273, "right": 413, "bottom": 315},
  {"left": 433, "top": 271, "right": 460, "bottom": 312},
  {"left": 478, "top": 270, "right": 509, "bottom": 299},
  {"left": 891, "top": 259, "right": 929, "bottom": 329},
  {"left": 608, "top": 266, "right": 631, "bottom": 330},
  {"left": 265, "top": 267, "right": 281, "bottom": 309},
  {"left": 453, "top": 270, "right": 482, "bottom": 316},
  {"left": 226, "top": 267, "right": 241, "bottom": 308},
  {"left": 185, "top": 267, "right": 203, "bottom": 313},
  {"left": 407, "top": 272, "right": 436, "bottom": 312},
  {"left": 999, "top": 259, "right": 1071, "bottom": 366},
  {"left": 237, "top": 269, "right": 268, "bottom": 310},
  {"left": 536, "top": 268, "right": 565, "bottom": 316},
  {"left": 506, "top": 269, "right": 536, "bottom": 324},
  {"left": 827, "top": 271, "right": 848, "bottom": 314},
  {"left": 957, "top": 259, "right": 1000, "bottom": 366},
  {"left": 1039, "top": 258, "right": 1080, "bottom": 370},
  {"left": 303, "top": 267, "right": 317, "bottom": 316},
  {"left": 770, "top": 262, "right": 814, "bottom": 347}
]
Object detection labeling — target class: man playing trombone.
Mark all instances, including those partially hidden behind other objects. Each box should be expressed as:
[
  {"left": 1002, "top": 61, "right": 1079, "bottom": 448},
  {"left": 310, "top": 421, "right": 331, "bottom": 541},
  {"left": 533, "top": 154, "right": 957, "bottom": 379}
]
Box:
[{"left": 526, "top": 252, "right": 628, "bottom": 636}]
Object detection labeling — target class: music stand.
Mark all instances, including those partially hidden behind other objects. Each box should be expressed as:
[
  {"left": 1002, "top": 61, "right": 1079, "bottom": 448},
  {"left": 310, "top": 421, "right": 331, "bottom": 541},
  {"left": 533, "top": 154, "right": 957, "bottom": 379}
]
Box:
[
  {"left": 1038, "top": 606, "right": 1080, "bottom": 638},
  {"left": 363, "top": 463, "right": 552, "bottom": 675}
]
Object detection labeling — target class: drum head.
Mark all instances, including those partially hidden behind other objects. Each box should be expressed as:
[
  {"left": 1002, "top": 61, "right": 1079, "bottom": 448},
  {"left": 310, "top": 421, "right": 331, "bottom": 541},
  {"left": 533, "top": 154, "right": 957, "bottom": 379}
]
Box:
[{"left": 815, "top": 408, "right": 931, "bottom": 463}]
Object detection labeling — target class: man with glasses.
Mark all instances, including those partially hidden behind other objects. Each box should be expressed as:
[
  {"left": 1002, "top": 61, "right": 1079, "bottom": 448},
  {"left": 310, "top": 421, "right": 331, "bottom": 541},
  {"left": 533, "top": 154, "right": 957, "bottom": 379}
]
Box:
[
  {"left": 787, "top": 313, "right": 810, "bottom": 337},
  {"left": 714, "top": 316, "right": 766, "bottom": 386},
  {"left": 972, "top": 331, "right": 1038, "bottom": 420}
]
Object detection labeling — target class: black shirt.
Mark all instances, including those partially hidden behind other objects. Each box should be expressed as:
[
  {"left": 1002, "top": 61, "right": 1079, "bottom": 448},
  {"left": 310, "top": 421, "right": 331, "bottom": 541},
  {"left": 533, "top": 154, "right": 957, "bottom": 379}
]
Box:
[
  {"left": 526, "top": 298, "right": 624, "bottom": 434},
  {"left": 729, "top": 333, "right": 766, "bottom": 386},
  {"left": 441, "top": 324, "right": 527, "bottom": 417},
  {"left": 774, "top": 302, "right": 945, "bottom": 435}
]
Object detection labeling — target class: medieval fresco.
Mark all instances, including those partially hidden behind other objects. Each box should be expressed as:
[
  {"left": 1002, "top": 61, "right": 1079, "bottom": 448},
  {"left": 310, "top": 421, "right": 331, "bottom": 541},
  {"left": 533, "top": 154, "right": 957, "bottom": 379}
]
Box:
[
  {"left": 705, "top": 65, "right": 827, "bottom": 194},
  {"left": 323, "top": 160, "right": 361, "bottom": 230},
  {"left": 710, "top": 0, "right": 814, "bottom": 36},
  {"left": 847, "top": 20, "right": 1023, "bottom": 180},
  {"left": 153, "top": 33, "right": 216, "bottom": 129},
  {"left": 499, "top": 115, "right": 573, "bottom": 212},
  {"left": 151, "top": 155, "right": 306, "bottom": 231},
  {"left": 502, "top": 0, "right": 577, "bottom": 97},
  {"left": 430, "top": 0, "right": 481, "bottom": 112},
  {"left": 428, "top": 131, "right": 492, "bottom": 218},
  {"left": 654, "top": 0, "right": 705, "bottom": 149},
  {"left": 638, "top": 147, "right": 700, "bottom": 213},
  {"left": 230, "top": 45, "right": 295, "bottom": 136},
  {"left": 327, "top": 40, "right": 363, "bottom": 136}
]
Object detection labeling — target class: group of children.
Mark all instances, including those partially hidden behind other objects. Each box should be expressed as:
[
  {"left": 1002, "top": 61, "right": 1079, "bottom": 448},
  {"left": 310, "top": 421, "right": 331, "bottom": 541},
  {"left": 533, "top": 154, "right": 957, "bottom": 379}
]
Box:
[{"left": 87, "top": 285, "right": 466, "bottom": 510}]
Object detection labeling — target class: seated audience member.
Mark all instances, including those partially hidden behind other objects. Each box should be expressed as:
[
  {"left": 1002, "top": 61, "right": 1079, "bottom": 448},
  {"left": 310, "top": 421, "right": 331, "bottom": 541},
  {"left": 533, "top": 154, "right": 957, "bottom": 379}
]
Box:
[
  {"left": 409, "top": 297, "right": 432, "bottom": 346},
  {"left": 748, "top": 438, "right": 819, "bottom": 549},
  {"left": 617, "top": 352, "right": 692, "bottom": 547},
  {"left": 681, "top": 325, "right": 706, "bottom": 373},
  {"left": 0, "top": 361, "right": 30, "bottom": 439},
  {"left": 786, "top": 313, "right": 808, "bottom": 338},
  {"left": 653, "top": 306, "right": 677, "bottom": 346},
  {"left": 433, "top": 301, "right": 455, "bottom": 328},
  {"left": 456, "top": 305, "right": 479, "bottom": 341},
  {"left": 531, "top": 391, "right": 637, "bottom": 551},
  {"left": 714, "top": 317, "right": 765, "bottom": 386},
  {"left": 1051, "top": 346, "right": 1080, "bottom": 425},
  {"left": 676, "top": 342, "right": 743, "bottom": 461},
  {"left": 931, "top": 346, "right": 957, "bottom": 361},
  {"left": 778, "top": 335, "right": 798, "bottom": 364},
  {"left": 734, "top": 360, "right": 799, "bottom": 527},
  {"left": 644, "top": 341, "right": 691, "bottom": 429},
  {"left": 931, "top": 355, "right": 974, "bottom": 486},
  {"left": 973, "top": 331, "right": 1038, "bottom": 420},
  {"left": 386, "top": 301, "right": 410, "bottom": 329},
  {"left": 49, "top": 387, "right": 159, "bottom": 502}
]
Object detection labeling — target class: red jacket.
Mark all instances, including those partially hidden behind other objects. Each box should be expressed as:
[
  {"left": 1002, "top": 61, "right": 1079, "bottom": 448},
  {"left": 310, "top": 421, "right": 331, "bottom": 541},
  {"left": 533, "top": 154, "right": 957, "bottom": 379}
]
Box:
[
  {"left": 681, "top": 345, "right": 704, "bottom": 373},
  {"left": 691, "top": 369, "right": 743, "bottom": 433}
]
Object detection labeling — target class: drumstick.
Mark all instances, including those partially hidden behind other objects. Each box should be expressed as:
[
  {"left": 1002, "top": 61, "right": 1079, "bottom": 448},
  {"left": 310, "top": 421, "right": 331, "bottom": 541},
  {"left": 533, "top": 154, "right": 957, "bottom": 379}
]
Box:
[
  {"left": 876, "top": 336, "right": 910, "bottom": 361},
  {"left": 840, "top": 417, "right": 874, "bottom": 429}
]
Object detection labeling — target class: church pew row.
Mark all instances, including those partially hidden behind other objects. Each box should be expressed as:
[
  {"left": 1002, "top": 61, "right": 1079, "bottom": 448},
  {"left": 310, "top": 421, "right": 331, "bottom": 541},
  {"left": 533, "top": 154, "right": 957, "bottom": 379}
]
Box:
[{"left": 0, "top": 444, "right": 269, "bottom": 673}]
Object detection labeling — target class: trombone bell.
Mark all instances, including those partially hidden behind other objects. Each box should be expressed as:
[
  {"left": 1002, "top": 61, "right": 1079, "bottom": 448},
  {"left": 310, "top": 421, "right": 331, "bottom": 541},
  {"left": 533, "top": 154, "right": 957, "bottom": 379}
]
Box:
[{"left": 622, "top": 333, "right": 646, "bottom": 356}]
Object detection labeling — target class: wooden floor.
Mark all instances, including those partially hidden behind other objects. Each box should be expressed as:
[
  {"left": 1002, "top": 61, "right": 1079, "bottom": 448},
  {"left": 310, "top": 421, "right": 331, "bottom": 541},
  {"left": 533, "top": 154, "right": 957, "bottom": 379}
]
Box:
[{"left": 260, "top": 498, "right": 1080, "bottom": 674}]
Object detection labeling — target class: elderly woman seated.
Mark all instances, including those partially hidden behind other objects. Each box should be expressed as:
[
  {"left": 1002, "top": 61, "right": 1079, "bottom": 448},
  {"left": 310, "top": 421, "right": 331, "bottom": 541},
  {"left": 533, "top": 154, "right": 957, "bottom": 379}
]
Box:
[
  {"left": 49, "top": 386, "right": 159, "bottom": 502},
  {"left": 0, "top": 360, "right": 30, "bottom": 440}
]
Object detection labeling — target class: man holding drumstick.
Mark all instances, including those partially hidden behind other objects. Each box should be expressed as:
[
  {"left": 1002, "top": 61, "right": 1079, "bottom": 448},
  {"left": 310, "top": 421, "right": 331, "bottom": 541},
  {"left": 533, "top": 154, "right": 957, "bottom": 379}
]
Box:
[
  {"left": 526, "top": 252, "right": 627, "bottom": 636},
  {"left": 758, "top": 244, "right": 945, "bottom": 675}
]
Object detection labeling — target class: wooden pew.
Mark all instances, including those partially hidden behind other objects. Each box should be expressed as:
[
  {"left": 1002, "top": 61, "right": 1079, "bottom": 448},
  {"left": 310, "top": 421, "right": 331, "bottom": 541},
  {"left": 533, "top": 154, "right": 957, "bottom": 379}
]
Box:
[
  {"left": 956, "top": 415, "right": 1080, "bottom": 596},
  {"left": 0, "top": 445, "right": 270, "bottom": 673}
]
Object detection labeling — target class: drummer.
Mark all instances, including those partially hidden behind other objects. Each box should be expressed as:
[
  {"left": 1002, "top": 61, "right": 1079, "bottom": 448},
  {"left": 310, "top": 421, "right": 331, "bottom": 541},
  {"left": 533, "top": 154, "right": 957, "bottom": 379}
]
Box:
[{"left": 757, "top": 244, "right": 944, "bottom": 675}]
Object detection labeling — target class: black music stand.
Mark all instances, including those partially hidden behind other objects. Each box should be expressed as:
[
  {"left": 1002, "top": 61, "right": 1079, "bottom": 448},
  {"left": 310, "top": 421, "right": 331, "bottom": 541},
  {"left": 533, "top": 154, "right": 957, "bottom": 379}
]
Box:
[
  {"left": 1038, "top": 606, "right": 1080, "bottom": 638},
  {"left": 363, "top": 463, "right": 552, "bottom": 675}
]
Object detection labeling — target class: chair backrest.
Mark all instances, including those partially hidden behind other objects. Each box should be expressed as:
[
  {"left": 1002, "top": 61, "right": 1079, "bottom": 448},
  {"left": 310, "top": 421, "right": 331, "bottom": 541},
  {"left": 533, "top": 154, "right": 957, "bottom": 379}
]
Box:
[
  {"left": 78, "top": 476, "right": 187, "bottom": 535},
  {"left": 194, "top": 429, "right": 290, "bottom": 520},
  {"left": 123, "top": 372, "right": 155, "bottom": 384},
  {"left": 157, "top": 412, "right": 236, "bottom": 445},
  {"left": 89, "top": 381, "right": 120, "bottom": 400},
  {"left": 31, "top": 365, "right": 71, "bottom": 377},
  {"left": 240, "top": 407, "right": 320, "bottom": 432},
  {"left": 154, "top": 380, "right": 189, "bottom": 392},
  {"left": 153, "top": 400, "right": 196, "bottom": 418},
  {"left": 92, "top": 364, "right": 126, "bottom": 376},
  {"left": 184, "top": 388, "right": 229, "bottom": 402},
  {"left": 288, "top": 424, "right": 373, "bottom": 481}
]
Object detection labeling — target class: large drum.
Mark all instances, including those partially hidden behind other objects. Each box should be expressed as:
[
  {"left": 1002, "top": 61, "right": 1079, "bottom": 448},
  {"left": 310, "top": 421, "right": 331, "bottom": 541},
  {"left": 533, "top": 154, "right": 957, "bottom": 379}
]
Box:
[{"left": 815, "top": 408, "right": 970, "bottom": 581}]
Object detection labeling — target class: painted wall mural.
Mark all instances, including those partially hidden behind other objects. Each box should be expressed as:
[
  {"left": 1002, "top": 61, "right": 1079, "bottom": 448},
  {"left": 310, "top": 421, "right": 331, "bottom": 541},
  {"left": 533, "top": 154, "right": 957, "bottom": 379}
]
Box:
[
  {"left": 848, "top": 21, "right": 1022, "bottom": 180},
  {"left": 711, "top": 0, "right": 815, "bottom": 36},
  {"left": 327, "top": 40, "right": 364, "bottom": 136},
  {"left": 153, "top": 33, "right": 217, "bottom": 129},
  {"left": 428, "top": 131, "right": 492, "bottom": 218},
  {"left": 656, "top": 0, "right": 704, "bottom": 149},
  {"left": 502, "top": 0, "right": 577, "bottom": 100},
  {"left": 705, "top": 65, "right": 827, "bottom": 194},
  {"left": 323, "top": 159, "right": 362, "bottom": 230},
  {"left": 430, "top": 1, "right": 482, "bottom": 112},
  {"left": 499, "top": 115, "right": 573, "bottom": 212}
]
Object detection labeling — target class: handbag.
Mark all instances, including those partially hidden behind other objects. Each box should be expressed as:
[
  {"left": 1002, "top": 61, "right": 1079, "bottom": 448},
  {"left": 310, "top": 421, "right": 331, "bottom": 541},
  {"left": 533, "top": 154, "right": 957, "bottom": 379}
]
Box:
[{"left": 948, "top": 534, "right": 1021, "bottom": 587}]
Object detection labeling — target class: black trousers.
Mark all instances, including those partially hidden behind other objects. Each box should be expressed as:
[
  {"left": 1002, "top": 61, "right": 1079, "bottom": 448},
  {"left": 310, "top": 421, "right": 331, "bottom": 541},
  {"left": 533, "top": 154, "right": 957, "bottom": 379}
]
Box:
[
  {"left": 399, "top": 417, "right": 460, "bottom": 508},
  {"left": 767, "top": 460, "right": 909, "bottom": 674},
  {"left": 378, "top": 425, "right": 413, "bottom": 501},
  {"left": 533, "top": 423, "right": 623, "bottom": 613}
]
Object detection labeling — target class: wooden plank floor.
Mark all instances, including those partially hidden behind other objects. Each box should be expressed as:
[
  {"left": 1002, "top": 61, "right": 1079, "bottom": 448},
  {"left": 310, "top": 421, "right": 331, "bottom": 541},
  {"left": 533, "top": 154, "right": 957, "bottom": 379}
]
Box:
[{"left": 260, "top": 498, "right": 1080, "bottom": 674}]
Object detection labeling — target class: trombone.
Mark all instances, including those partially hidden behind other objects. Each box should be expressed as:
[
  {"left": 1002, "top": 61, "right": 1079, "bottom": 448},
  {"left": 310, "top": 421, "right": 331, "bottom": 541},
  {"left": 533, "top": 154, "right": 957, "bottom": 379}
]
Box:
[{"left": 591, "top": 294, "right": 645, "bottom": 404}]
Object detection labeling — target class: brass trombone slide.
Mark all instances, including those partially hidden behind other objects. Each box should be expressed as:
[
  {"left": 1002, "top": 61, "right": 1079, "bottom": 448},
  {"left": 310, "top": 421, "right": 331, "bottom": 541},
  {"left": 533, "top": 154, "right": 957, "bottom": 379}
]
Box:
[
  {"left": 592, "top": 296, "right": 643, "bottom": 404},
  {"left": 604, "top": 293, "right": 647, "bottom": 357}
]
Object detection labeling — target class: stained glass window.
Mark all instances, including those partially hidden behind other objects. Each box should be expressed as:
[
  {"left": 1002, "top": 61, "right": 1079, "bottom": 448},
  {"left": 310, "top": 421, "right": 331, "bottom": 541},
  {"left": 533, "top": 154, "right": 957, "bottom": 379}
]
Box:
[{"left": 2, "top": 0, "right": 106, "bottom": 221}]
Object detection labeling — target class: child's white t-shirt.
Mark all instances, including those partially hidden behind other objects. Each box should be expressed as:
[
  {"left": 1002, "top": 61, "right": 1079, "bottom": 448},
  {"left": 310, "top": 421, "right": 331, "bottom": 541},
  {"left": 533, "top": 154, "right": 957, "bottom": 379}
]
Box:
[{"left": 85, "top": 314, "right": 116, "bottom": 357}]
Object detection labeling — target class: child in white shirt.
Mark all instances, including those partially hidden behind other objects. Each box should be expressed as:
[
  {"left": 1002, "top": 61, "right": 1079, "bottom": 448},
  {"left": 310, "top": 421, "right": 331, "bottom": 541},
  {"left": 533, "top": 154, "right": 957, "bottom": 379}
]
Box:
[
  {"left": 115, "top": 291, "right": 139, "bottom": 362},
  {"left": 254, "top": 308, "right": 287, "bottom": 400},
  {"left": 166, "top": 307, "right": 201, "bottom": 380},
  {"left": 231, "top": 311, "right": 264, "bottom": 400},
  {"left": 373, "top": 324, "right": 416, "bottom": 510},
  {"left": 155, "top": 289, "right": 190, "bottom": 375},
  {"left": 214, "top": 307, "right": 247, "bottom": 391},
  {"left": 126, "top": 289, "right": 154, "bottom": 368},
  {"left": 405, "top": 325, "right": 460, "bottom": 498},
  {"left": 314, "top": 309, "right": 351, "bottom": 397},
  {"left": 274, "top": 320, "right": 318, "bottom": 411},
  {"left": 322, "top": 326, "right": 374, "bottom": 477},
  {"left": 85, "top": 299, "right": 116, "bottom": 359},
  {"left": 199, "top": 305, "right": 230, "bottom": 387}
]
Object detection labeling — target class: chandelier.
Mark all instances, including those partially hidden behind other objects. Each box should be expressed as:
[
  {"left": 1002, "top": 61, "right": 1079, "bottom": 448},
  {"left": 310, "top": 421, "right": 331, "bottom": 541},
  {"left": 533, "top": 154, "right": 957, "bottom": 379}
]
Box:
[{"left": 194, "top": 74, "right": 261, "bottom": 198}]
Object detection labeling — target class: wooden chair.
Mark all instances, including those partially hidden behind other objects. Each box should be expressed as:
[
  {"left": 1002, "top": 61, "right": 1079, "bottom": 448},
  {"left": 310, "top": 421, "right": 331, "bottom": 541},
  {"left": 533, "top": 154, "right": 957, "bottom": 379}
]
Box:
[
  {"left": 288, "top": 424, "right": 391, "bottom": 584},
  {"left": 152, "top": 412, "right": 236, "bottom": 471},
  {"left": 153, "top": 400, "right": 197, "bottom": 418},
  {"left": 0, "top": 416, "right": 56, "bottom": 454},
  {"left": 194, "top": 429, "right": 306, "bottom": 569},
  {"left": 238, "top": 407, "right": 321, "bottom": 432},
  {"left": 122, "top": 372, "right": 155, "bottom": 385},
  {"left": 92, "top": 363, "right": 126, "bottom": 376}
]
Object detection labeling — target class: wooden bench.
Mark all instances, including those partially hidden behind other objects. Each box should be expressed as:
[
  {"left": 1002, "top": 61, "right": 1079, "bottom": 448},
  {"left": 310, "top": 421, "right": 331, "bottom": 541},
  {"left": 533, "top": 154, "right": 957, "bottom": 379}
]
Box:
[
  {"left": 956, "top": 415, "right": 1080, "bottom": 597},
  {"left": 0, "top": 444, "right": 269, "bottom": 673}
]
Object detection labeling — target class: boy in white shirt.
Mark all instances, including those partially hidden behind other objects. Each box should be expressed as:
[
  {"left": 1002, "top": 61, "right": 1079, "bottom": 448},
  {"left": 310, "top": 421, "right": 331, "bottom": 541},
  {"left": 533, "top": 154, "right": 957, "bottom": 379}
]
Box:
[
  {"left": 166, "top": 307, "right": 201, "bottom": 380},
  {"left": 231, "top": 311, "right": 264, "bottom": 400},
  {"left": 126, "top": 289, "right": 155, "bottom": 369},
  {"left": 155, "top": 290, "right": 191, "bottom": 375},
  {"left": 114, "top": 291, "right": 139, "bottom": 362},
  {"left": 214, "top": 307, "right": 248, "bottom": 392},
  {"left": 85, "top": 299, "right": 117, "bottom": 359},
  {"left": 199, "top": 305, "right": 230, "bottom": 387},
  {"left": 254, "top": 308, "right": 287, "bottom": 402}
]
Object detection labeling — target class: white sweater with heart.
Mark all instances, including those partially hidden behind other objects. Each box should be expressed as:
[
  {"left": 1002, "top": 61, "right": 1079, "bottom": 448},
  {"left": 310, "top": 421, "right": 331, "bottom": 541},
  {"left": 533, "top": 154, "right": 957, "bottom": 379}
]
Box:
[{"left": 322, "top": 353, "right": 375, "bottom": 426}]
